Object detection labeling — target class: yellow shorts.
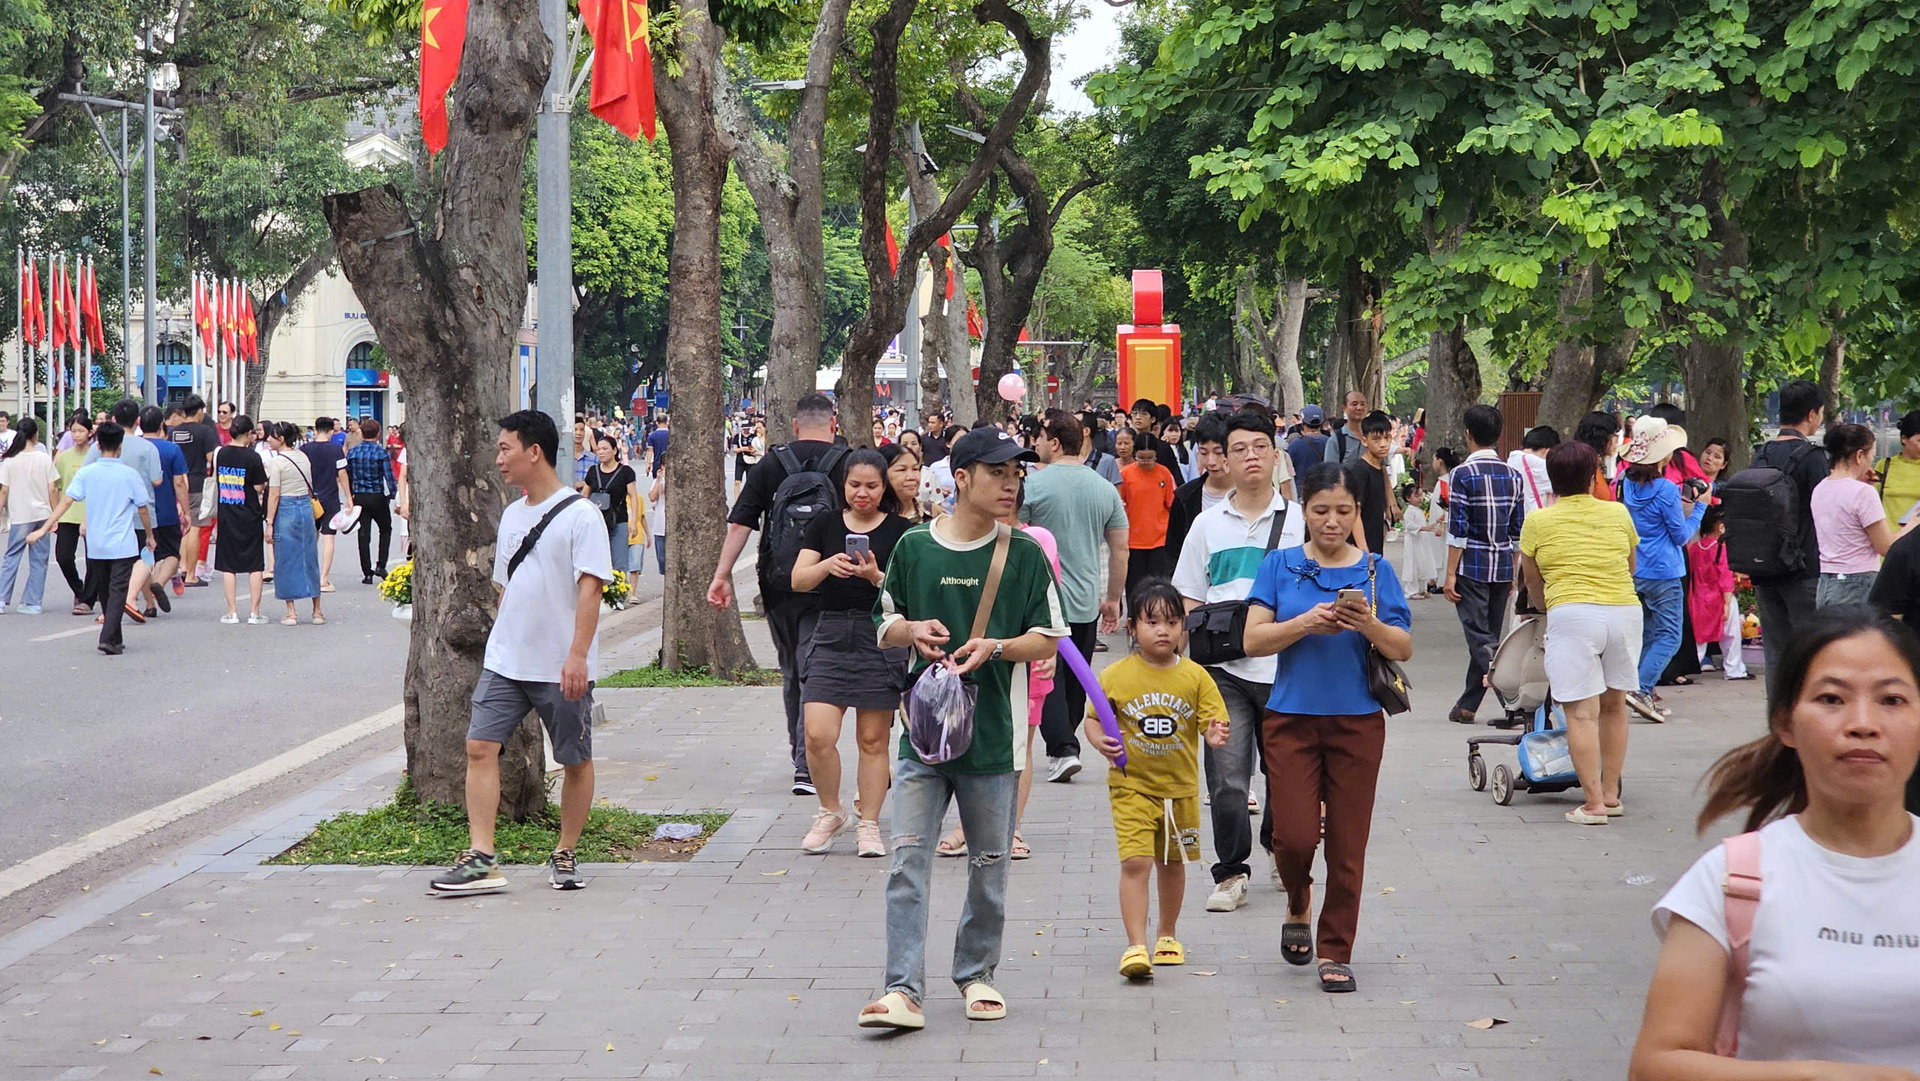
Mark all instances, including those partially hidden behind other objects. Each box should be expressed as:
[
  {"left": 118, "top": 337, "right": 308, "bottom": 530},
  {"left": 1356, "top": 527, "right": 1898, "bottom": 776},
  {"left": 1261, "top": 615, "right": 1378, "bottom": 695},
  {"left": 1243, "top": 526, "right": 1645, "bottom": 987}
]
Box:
[{"left": 1109, "top": 787, "right": 1201, "bottom": 863}]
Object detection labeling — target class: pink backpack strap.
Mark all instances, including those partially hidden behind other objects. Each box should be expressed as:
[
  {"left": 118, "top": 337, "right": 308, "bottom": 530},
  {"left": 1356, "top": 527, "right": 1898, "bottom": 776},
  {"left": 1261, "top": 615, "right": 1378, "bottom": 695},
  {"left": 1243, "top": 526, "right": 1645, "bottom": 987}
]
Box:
[{"left": 1713, "top": 831, "right": 1763, "bottom": 1057}]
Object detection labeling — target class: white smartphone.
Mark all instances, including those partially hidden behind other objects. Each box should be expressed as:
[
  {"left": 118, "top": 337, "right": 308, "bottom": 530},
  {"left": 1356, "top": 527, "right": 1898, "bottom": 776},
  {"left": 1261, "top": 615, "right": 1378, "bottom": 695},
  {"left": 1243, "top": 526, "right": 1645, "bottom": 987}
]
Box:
[{"left": 1901, "top": 498, "right": 1920, "bottom": 526}]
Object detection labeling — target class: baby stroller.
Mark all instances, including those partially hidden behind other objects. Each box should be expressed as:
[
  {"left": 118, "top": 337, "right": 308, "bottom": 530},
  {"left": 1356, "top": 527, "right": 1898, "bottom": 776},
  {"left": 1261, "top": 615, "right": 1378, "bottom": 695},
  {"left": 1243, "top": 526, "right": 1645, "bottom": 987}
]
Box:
[{"left": 1465, "top": 614, "right": 1599, "bottom": 806}]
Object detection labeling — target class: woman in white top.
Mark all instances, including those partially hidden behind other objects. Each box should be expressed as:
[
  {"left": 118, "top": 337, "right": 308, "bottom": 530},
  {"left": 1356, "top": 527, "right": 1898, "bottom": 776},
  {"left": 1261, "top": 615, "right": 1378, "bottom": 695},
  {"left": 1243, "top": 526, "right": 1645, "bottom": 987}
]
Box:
[
  {"left": 647, "top": 461, "right": 668, "bottom": 576},
  {"left": 264, "top": 422, "right": 324, "bottom": 625},
  {"left": 0, "top": 418, "right": 59, "bottom": 613},
  {"left": 1632, "top": 605, "right": 1920, "bottom": 1077}
]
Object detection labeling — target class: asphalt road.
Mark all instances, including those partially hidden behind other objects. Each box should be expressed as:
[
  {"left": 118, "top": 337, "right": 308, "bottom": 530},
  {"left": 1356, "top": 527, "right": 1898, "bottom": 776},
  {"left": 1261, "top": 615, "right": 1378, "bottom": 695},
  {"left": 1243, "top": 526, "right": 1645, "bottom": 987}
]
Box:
[{"left": 0, "top": 545, "right": 669, "bottom": 873}]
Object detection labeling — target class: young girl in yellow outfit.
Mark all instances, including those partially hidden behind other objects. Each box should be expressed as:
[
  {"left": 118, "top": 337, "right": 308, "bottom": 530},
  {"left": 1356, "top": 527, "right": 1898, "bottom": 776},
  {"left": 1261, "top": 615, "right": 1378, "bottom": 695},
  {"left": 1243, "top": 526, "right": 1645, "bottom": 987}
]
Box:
[{"left": 1084, "top": 578, "right": 1229, "bottom": 979}]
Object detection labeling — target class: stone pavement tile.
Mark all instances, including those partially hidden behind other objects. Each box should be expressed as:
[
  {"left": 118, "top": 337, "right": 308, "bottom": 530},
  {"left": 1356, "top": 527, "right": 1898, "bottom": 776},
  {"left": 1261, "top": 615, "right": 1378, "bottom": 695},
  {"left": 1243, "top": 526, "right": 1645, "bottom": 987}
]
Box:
[{"left": 0, "top": 601, "right": 1773, "bottom": 1080}]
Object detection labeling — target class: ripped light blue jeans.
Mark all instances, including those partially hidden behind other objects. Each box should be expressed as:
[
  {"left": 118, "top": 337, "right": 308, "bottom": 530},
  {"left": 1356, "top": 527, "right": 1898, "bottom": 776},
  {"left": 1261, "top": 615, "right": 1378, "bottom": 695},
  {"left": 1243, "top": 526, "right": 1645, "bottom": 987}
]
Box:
[{"left": 883, "top": 755, "right": 1019, "bottom": 1004}]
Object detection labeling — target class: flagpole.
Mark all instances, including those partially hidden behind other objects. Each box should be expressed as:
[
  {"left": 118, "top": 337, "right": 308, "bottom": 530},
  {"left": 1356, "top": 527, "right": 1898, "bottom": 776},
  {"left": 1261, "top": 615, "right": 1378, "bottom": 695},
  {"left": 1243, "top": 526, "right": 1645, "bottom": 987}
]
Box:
[
  {"left": 52, "top": 251, "right": 63, "bottom": 426},
  {"left": 82, "top": 254, "right": 92, "bottom": 419},
  {"left": 13, "top": 247, "right": 21, "bottom": 422},
  {"left": 190, "top": 272, "right": 198, "bottom": 399}
]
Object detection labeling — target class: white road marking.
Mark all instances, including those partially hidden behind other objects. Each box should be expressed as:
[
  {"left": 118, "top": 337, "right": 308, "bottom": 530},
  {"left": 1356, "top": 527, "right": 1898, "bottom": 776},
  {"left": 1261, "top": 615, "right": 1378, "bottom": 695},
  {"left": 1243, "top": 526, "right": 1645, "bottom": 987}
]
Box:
[
  {"left": 28, "top": 626, "right": 95, "bottom": 642},
  {"left": 0, "top": 704, "right": 403, "bottom": 901}
]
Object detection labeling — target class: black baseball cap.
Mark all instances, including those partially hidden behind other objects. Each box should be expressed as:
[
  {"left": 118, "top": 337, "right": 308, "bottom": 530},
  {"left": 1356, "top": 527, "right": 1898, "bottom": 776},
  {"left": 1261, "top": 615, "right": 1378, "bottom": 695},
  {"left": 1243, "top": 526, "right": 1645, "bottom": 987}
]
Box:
[{"left": 950, "top": 427, "right": 1039, "bottom": 469}]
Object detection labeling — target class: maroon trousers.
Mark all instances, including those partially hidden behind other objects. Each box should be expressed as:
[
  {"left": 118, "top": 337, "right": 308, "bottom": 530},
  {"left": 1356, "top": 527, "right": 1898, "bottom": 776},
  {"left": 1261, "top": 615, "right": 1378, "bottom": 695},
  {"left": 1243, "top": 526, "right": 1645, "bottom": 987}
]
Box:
[{"left": 1262, "top": 710, "right": 1386, "bottom": 964}]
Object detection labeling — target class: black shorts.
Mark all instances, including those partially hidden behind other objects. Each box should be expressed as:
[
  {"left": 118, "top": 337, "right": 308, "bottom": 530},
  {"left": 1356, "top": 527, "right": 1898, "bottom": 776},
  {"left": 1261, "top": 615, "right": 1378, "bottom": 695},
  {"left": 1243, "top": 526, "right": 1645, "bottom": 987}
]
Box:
[
  {"left": 734, "top": 453, "right": 751, "bottom": 479},
  {"left": 151, "top": 524, "right": 182, "bottom": 562}
]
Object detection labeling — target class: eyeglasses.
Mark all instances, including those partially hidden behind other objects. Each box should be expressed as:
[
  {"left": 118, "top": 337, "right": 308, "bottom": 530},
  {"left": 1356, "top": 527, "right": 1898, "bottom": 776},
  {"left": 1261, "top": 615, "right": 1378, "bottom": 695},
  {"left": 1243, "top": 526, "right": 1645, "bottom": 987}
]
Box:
[{"left": 1225, "top": 442, "right": 1271, "bottom": 458}]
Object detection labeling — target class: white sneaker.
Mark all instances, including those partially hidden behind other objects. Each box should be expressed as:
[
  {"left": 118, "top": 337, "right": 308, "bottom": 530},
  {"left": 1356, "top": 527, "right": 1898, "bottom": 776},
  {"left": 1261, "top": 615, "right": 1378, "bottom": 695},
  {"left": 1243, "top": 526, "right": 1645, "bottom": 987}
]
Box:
[
  {"left": 247, "top": 613, "right": 270, "bottom": 626},
  {"left": 1046, "top": 755, "right": 1082, "bottom": 783},
  {"left": 219, "top": 612, "right": 240, "bottom": 625},
  {"left": 1205, "top": 874, "right": 1249, "bottom": 912},
  {"left": 1270, "top": 860, "right": 1285, "bottom": 892}
]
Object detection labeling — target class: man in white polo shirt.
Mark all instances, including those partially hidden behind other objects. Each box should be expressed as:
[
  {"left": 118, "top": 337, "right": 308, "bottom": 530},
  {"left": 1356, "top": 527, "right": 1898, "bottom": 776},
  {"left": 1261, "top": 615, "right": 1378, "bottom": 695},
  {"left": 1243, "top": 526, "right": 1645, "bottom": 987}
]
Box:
[{"left": 1171, "top": 408, "right": 1304, "bottom": 914}]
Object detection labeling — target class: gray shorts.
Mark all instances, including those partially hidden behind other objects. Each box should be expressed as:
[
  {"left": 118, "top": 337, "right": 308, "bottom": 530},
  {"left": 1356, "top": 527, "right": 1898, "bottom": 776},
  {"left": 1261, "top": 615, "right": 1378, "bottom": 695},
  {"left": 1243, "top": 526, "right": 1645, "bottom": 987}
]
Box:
[{"left": 468, "top": 669, "right": 594, "bottom": 765}]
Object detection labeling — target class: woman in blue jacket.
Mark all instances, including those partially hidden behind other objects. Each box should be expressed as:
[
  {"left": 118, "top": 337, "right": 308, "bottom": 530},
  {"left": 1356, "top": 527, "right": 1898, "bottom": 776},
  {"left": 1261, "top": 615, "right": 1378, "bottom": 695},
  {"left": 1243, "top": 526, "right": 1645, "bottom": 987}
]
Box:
[{"left": 1618, "top": 418, "right": 1706, "bottom": 721}]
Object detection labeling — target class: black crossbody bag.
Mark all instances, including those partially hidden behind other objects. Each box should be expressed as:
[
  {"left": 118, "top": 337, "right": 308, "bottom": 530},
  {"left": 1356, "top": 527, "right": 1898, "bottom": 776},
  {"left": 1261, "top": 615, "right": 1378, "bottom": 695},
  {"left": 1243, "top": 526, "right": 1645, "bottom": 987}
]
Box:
[
  {"left": 507, "top": 494, "right": 586, "bottom": 580},
  {"left": 1185, "top": 503, "right": 1289, "bottom": 666}
]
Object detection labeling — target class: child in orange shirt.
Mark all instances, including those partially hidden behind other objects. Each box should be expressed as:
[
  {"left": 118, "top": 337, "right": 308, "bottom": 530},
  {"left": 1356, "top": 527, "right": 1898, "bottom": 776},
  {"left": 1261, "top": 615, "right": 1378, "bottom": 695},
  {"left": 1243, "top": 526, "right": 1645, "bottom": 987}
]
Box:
[{"left": 1118, "top": 433, "right": 1177, "bottom": 604}]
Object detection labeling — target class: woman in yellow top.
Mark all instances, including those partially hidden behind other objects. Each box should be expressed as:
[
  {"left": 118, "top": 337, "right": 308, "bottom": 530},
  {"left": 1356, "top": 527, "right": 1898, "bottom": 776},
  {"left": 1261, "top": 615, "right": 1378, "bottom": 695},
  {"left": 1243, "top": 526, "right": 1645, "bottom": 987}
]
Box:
[
  {"left": 1516, "top": 441, "right": 1642, "bottom": 826},
  {"left": 1876, "top": 409, "right": 1920, "bottom": 527},
  {"left": 52, "top": 413, "right": 97, "bottom": 615}
]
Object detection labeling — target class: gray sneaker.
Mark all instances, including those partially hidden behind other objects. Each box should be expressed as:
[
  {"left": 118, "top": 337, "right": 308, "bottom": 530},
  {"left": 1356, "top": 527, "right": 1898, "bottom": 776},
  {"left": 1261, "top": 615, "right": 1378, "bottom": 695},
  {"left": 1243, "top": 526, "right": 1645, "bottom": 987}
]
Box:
[
  {"left": 548, "top": 848, "right": 586, "bottom": 891},
  {"left": 429, "top": 849, "right": 505, "bottom": 894}
]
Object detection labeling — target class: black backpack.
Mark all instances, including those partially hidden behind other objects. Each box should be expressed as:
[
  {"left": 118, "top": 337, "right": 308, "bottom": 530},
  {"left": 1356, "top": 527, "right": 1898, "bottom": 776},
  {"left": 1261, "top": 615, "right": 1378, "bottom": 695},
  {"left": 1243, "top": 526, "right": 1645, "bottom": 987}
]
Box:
[
  {"left": 763, "top": 444, "right": 848, "bottom": 591},
  {"left": 1719, "top": 439, "right": 1819, "bottom": 578}
]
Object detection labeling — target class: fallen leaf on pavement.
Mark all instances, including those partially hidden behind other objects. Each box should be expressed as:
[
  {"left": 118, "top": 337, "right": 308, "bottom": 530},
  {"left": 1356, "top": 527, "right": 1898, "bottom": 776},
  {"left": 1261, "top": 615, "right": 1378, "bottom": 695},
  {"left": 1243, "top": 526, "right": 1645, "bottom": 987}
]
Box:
[
  {"left": 788, "top": 995, "right": 800, "bottom": 1001},
  {"left": 138, "top": 913, "right": 152, "bottom": 918},
  {"left": 1465, "top": 1017, "right": 1508, "bottom": 1030},
  {"left": 248, "top": 1010, "right": 263, "bottom": 1017},
  {"left": 606, "top": 1043, "right": 615, "bottom": 1052},
  {"left": 1273, "top": 998, "right": 1288, "bottom": 1005},
  {"left": 149, "top": 1069, "right": 162, "bottom": 1075},
  {"left": 267, "top": 1023, "right": 280, "bottom": 1031},
  {"left": 1399, "top": 1000, "right": 1417, "bottom": 1005},
  {"left": 1379, "top": 886, "right": 1396, "bottom": 894},
  {"left": 645, "top": 776, "right": 658, "bottom": 781},
  {"left": 1191, "top": 971, "right": 1218, "bottom": 977},
  {"left": 760, "top": 871, "right": 787, "bottom": 877}
]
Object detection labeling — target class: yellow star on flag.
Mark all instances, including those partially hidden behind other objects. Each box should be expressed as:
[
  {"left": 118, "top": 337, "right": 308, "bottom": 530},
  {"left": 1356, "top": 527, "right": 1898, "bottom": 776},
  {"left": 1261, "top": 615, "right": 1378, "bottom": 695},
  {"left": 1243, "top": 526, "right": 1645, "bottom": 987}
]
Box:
[
  {"left": 622, "top": 0, "right": 647, "bottom": 54},
  {"left": 423, "top": 5, "right": 445, "bottom": 50}
]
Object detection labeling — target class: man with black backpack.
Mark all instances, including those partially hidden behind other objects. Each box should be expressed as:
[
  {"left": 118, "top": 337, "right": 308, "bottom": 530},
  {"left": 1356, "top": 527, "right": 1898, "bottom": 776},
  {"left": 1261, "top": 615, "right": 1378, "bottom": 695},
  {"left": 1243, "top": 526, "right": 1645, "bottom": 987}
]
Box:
[
  {"left": 710, "top": 392, "right": 849, "bottom": 795},
  {"left": 1720, "top": 380, "right": 1827, "bottom": 676}
]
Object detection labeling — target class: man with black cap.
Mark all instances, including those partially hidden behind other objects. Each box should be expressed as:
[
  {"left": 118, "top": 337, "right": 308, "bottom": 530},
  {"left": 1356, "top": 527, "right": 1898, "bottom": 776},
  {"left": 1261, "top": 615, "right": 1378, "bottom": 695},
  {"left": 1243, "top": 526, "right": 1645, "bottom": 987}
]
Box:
[{"left": 860, "top": 425, "right": 1068, "bottom": 1033}]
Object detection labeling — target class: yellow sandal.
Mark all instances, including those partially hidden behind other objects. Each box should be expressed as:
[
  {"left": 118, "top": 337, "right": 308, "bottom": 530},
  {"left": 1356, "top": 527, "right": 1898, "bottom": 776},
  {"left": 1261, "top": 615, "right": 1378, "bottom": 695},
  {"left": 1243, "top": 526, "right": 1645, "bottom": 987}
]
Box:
[
  {"left": 1152, "top": 936, "right": 1185, "bottom": 966},
  {"left": 1118, "top": 944, "right": 1154, "bottom": 979}
]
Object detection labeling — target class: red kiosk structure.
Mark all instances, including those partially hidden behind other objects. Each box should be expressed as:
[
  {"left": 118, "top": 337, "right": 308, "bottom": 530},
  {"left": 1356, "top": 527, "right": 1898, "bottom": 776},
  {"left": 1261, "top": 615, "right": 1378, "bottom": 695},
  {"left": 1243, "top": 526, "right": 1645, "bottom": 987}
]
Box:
[{"left": 1116, "top": 270, "right": 1182, "bottom": 408}]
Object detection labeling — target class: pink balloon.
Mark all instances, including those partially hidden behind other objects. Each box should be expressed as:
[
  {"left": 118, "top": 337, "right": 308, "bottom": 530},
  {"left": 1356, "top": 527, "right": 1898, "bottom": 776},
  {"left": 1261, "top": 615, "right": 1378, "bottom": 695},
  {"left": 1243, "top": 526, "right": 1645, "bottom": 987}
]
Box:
[{"left": 997, "top": 372, "right": 1028, "bottom": 401}]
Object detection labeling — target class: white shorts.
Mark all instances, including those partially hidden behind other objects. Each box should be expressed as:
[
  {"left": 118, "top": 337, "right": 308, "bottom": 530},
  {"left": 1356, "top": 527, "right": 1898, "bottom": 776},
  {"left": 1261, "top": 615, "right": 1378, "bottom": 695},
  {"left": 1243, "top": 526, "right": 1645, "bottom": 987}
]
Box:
[{"left": 1543, "top": 603, "right": 1642, "bottom": 703}]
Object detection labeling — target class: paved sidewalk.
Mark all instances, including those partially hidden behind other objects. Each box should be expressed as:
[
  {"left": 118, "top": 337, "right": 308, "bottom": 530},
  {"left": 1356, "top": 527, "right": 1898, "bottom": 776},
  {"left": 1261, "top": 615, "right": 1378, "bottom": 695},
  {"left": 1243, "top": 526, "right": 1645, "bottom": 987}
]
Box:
[{"left": 0, "top": 599, "right": 1769, "bottom": 1080}]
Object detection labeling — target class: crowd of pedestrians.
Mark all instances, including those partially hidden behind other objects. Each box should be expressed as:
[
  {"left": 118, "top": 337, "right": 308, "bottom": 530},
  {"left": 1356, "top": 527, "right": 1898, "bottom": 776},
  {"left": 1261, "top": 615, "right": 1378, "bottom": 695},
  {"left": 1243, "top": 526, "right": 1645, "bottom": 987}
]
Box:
[{"left": 0, "top": 397, "right": 413, "bottom": 649}]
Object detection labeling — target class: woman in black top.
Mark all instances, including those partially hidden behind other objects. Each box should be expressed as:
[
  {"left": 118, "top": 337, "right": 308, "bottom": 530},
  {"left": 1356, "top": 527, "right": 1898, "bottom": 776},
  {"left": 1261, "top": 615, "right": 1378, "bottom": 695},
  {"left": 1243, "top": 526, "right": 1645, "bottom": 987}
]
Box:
[
  {"left": 578, "top": 431, "right": 641, "bottom": 580},
  {"left": 790, "top": 449, "right": 911, "bottom": 858}
]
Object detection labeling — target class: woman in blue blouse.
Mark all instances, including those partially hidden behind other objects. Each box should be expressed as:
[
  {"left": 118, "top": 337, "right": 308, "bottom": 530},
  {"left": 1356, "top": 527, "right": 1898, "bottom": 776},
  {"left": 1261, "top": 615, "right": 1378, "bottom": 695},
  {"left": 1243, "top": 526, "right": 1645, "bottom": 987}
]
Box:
[
  {"left": 1617, "top": 418, "right": 1705, "bottom": 721},
  {"left": 1243, "top": 462, "right": 1413, "bottom": 994}
]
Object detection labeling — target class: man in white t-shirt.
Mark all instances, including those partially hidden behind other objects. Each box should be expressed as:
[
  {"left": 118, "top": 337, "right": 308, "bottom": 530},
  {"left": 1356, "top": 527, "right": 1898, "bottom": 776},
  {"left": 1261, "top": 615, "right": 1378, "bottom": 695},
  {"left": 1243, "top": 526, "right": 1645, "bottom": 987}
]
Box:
[
  {"left": 431, "top": 409, "right": 613, "bottom": 896},
  {"left": 1171, "top": 409, "right": 1304, "bottom": 915}
]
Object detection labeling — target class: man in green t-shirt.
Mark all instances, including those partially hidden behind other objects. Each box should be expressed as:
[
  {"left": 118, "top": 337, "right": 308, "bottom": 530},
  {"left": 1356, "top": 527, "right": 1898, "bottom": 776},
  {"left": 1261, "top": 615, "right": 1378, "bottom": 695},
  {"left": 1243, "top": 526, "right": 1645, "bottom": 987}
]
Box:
[{"left": 858, "top": 427, "right": 1067, "bottom": 1033}]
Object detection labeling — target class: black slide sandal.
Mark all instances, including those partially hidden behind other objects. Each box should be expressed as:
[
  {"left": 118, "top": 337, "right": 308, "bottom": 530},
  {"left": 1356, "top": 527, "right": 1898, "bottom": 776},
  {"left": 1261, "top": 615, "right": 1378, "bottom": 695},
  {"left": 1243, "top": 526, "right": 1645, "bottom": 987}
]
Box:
[
  {"left": 1282, "top": 923, "right": 1313, "bottom": 966},
  {"left": 1318, "top": 960, "right": 1356, "bottom": 992}
]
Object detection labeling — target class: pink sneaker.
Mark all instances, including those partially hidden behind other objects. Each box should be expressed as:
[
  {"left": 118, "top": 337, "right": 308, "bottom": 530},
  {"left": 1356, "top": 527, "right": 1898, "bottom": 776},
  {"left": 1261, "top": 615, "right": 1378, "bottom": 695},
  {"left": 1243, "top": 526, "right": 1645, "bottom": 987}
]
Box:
[
  {"left": 856, "top": 820, "right": 885, "bottom": 858},
  {"left": 801, "top": 810, "right": 847, "bottom": 854}
]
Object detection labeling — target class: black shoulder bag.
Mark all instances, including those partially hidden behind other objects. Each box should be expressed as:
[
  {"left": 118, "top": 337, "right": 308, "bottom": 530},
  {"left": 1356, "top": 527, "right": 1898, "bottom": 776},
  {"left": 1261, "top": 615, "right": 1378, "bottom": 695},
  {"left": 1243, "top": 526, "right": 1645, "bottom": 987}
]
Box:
[
  {"left": 1185, "top": 502, "right": 1290, "bottom": 667},
  {"left": 507, "top": 494, "right": 587, "bottom": 580},
  {"left": 1363, "top": 554, "right": 1414, "bottom": 715}
]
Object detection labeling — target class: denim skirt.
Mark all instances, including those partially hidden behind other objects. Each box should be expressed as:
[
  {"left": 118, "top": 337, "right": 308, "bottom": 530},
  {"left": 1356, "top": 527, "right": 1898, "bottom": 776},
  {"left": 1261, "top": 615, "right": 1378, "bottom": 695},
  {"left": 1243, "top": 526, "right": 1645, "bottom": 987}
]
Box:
[{"left": 801, "top": 609, "right": 905, "bottom": 710}]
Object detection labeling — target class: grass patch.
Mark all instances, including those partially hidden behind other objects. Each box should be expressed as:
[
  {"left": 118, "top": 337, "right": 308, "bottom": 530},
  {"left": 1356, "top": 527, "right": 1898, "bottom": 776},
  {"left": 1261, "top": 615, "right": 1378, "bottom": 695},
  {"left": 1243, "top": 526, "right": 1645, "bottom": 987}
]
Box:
[
  {"left": 270, "top": 778, "right": 730, "bottom": 865},
  {"left": 600, "top": 663, "right": 782, "bottom": 688}
]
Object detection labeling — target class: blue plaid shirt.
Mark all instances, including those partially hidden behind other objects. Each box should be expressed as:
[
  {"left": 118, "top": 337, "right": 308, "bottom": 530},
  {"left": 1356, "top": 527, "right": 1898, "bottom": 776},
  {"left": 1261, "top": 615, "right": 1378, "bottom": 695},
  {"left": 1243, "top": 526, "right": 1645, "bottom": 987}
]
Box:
[
  {"left": 346, "top": 442, "right": 396, "bottom": 497},
  {"left": 1447, "top": 450, "right": 1525, "bottom": 583}
]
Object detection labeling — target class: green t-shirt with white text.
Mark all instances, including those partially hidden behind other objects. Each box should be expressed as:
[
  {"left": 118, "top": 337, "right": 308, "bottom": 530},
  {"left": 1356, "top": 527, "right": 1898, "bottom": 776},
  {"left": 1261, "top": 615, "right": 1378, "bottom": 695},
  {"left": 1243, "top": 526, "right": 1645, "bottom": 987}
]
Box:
[{"left": 876, "top": 520, "right": 1069, "bottom": 774}]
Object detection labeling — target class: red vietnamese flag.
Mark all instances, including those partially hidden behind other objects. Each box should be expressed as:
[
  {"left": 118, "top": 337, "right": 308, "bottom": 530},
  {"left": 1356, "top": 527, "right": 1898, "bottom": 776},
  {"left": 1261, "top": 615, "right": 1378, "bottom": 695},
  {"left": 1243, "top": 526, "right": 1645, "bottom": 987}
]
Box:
[
  {"left": 82, "top": 261, "right": 105, "bottom": 352},
  {"left": 884, "top": 221, "right": 900, "bottom": 274},
  {"left": 49, "top": 262, "right": 69, "bottom": 351},
  {"left": 419, "top": 0, "right": 470, "bottom": 155},
  {"left": 239, "top": 290, "right": 258, "bottom": 362},
  {"left": 18, "top": 254, "right": 41, "bottom": 347},
  {"left": 195, "top": 275, "right": 217, "bottom": 355},
  {"left": 220, "top": 279, "right": 239, "bottom": 358},
  {"left": 581, "top": 0, "right": 656, "bottom": 140},
  {"left": 965, "top": 291, "right": 983, "bottom": 339}
]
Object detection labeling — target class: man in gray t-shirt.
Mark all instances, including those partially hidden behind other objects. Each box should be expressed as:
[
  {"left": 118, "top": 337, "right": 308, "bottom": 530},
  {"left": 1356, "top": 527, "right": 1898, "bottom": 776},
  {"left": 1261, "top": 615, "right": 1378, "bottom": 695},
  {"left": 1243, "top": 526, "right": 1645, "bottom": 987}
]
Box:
[
  {"left": 85, "top": 400, "right": 162, "bottom": 487},
  {"left": 1020, "top": 411, "right": 1128, "bottom": 780}
]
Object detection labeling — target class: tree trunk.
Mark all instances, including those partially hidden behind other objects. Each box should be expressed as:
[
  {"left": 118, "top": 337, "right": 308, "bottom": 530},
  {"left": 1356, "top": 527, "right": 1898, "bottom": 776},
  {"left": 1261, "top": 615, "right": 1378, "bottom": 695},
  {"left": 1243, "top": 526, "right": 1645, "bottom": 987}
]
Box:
[
  {"left": 1535, "top": 261, "right": 1597, "bottom": 437},
  {"left": 713, "top": 0, "right": 849, "bottom": 439},
  {"left": 318, "top": 0, "right": 549, "bottom": 818},
  {"left": 840, "top": 0, "right": 1048, "bottom": 441},
  {"left": 1422, "top": 322, "right": 1478, "bottom": 463},
  {"left": 943, "top": 282, "right": 976, "bottom": 427},
  {"left": 1683, "top": 161, "right": 1753, "bottom": 471},
  {"left": 655, "top": 0, "right": 756, "bottom": 675},
  {"left": 1273, "top": 276, "right": 1310, "bottom": 416},
  {"left": 1329, "top": 257, "right": 1380, "bottom": 411},
  {"left": 919, "top": 242, "right": 951, "bottom": 419},
  {"left": 1820, "top": 303, "right": 1846, "bottom": 417}
]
